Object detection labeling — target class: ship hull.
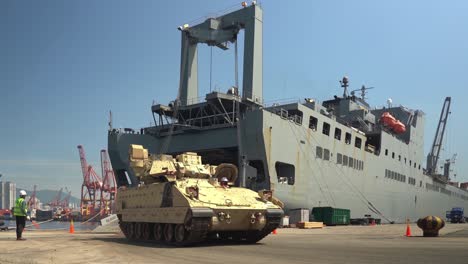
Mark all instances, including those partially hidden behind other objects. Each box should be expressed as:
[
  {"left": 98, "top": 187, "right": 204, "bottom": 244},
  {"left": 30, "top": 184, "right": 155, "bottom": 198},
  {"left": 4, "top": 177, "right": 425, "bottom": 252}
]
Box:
[{"left": 108, "top": 107, "right": 468, "bottom": 223}]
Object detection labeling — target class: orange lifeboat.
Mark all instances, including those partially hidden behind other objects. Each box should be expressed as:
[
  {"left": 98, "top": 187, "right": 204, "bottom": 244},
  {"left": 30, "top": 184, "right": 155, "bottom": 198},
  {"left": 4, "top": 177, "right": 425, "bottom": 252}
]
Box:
[
  {"left": 393, "top": 121, "right": 406, "bottom": 134},
  {"left": 380, "top": 112, "right": 406, "bottom": 133},
  {"left": 380, "top": 112, "right": 397, "bottom": 127}
]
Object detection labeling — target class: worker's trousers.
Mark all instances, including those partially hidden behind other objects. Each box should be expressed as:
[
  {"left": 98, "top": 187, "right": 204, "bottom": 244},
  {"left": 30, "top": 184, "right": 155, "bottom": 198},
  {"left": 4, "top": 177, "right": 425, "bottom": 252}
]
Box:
[{"left": 15, "top": 216, "right": 26, "bottom": 239}]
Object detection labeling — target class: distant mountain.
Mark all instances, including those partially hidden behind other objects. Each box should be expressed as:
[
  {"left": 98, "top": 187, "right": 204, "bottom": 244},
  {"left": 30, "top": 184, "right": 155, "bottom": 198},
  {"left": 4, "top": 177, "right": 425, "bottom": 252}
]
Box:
[{"left": 16, "top": 188, "right": 80, "bottom": 205}]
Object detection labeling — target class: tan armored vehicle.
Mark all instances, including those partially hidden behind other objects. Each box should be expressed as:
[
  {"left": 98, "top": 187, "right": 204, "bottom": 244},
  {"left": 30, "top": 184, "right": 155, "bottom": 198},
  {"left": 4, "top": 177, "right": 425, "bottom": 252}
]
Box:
[{"left": 116, "top": 144, "right": 284, "bottom": 246}]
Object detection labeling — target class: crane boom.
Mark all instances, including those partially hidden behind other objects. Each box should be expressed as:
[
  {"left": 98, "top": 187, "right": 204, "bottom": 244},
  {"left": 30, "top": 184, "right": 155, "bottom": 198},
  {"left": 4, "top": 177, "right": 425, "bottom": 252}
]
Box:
[
  {"left": 426, "top": 97, "right": 451, "bottom": 175},
  {"left": 27, "top": 185, "right": 38, "bottom": 210},
  {"left": 77, "top": 145, "right": 89, "bottom": 180}
]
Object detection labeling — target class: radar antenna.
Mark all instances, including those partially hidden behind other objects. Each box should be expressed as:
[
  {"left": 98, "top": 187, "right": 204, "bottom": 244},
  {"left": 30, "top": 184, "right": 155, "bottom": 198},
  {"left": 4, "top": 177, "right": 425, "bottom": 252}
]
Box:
[
  {"left": 340, "top": 76, "right": 349, "bottom": 97},
  {"left": 351, "top": 85, "right": 374, "bottom": 100}
]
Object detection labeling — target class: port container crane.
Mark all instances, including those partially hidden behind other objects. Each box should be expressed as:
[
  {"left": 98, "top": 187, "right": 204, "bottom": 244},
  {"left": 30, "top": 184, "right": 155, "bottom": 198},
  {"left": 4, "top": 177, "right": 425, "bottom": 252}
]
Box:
[
  {"left": 100, "top": 149, "right": 117, "bottom": 216},
  {"left": 77, "top": 145, "right": 103, "bottom": 218}
]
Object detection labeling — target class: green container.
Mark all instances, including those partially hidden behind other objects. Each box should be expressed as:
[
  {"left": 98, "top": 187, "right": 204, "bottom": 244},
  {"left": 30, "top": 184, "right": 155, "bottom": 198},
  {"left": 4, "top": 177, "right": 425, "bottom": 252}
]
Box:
[{"left": 312, "top": 207, "right": 350, "bottom": 226}]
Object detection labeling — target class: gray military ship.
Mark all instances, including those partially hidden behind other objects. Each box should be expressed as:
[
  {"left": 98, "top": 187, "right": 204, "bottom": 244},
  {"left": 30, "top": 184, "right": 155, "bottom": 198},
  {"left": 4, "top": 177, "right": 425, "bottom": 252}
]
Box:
[{"left": 108, "top": 3, "right": 468, "bottom": 223}]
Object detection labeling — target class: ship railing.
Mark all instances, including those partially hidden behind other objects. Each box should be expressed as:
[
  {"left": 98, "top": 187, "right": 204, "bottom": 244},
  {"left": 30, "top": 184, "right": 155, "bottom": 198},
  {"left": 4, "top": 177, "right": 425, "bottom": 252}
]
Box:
[
  {"left": 265, "top": 107, "right": 303, "bottom": 126},
  {"left": 262, "top": 97, "right": 303, "bottom": 107},
  {"left": 181, "top": 2, "right": 263, "bottom": 30}
]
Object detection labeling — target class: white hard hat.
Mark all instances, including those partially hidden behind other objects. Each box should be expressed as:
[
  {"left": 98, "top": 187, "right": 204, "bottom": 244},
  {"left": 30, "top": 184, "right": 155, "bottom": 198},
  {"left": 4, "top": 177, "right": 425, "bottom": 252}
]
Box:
[{"left": 19, "top": 190, "right": 27, "bottom": 196}]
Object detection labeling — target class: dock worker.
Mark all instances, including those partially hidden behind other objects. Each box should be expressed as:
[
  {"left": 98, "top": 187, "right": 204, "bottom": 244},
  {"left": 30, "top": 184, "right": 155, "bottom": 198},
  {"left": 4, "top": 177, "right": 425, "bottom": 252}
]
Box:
[{"left": 13, "top": 190, "right": 30, "bottom": 240}]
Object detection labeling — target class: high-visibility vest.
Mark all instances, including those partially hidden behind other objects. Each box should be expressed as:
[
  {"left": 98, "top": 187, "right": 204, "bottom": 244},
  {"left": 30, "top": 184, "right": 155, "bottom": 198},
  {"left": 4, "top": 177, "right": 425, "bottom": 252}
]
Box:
[{"left": 13, "top": 197, "right": 27, "bottom": 216}]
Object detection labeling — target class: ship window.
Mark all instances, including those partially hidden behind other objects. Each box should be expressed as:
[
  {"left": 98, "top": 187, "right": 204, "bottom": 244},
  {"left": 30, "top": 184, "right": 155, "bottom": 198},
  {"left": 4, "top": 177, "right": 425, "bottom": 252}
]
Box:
[
  {"left": 322, "top": 122, "right": 330, "bottom": 136},
  {"left": 420, "top": 181, "right": 422, "bottom": 187},
  {"left": 392, "top": 152, "right": 395, "bottom": 159},
  {"left": 418, "top": 165, "right": 421, "bottom": 170},
  {"left": 275, "top": 162, "right": 295, "bottom": 185},
  {"left": 398, "top": 155, "right": 401, "bottom": 161},
  {"left": 323, "top": 149, "right": 330, "bottom": 161},
  {"left": 354, "top": 160, "right": 359, "bottom": 169},
  {"left": 385, "top": 149, "right": 388, "bottom": 156},
  {"left": 343, "top": 155, "right": 348, "bottom": 166},
  {"left": 348, "top": 157, "right": 354, "bottom": 168},
  {"left": 316, "top": 146, "right": 323, "bottom": 159},
  {"left": 410, "top": 160, "right": 412, "bottom": 166},
  {"left": 355, "top": 138, "right": 362, "bottom": 149},
  {"left": 385, "top": 169, "right": 388, "bottom": 178},
  {"left": 414, "top": 163, "right": 416, "bottom": 168},
  {"left": 337, "top": 153, "right": 343, "bottom": 164},
  {"left": 361, "top": 161, "right": 364, "bottom": 170},
  {"left": 334, "top": 128, "right": 342, "bottom": 140},
  {"left": 404, "top": 158, "right": 407, "bottom": 164},
  {"left": 309, "top": 116, "right": 318, "bottom": 131},
  {"left": 345, "top": 133, "right": 352, "bottom": 144}
]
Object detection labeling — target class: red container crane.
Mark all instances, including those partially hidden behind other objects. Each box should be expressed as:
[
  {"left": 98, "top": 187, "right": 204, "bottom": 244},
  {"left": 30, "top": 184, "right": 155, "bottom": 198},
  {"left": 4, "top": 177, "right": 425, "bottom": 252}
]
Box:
[
  {"left": 100, "top": 149, "right": 117, "bottom": 217},
  {"left": 27, "top": 185, "right": 38, "bottom": 210},
  {"left": 77, "top": 145, "right": 103, "bottom": 219}
]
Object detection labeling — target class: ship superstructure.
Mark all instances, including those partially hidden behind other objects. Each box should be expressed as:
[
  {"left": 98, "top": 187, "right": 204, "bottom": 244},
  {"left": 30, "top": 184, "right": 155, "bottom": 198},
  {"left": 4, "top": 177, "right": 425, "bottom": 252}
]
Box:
[{"left": 108, "top": 3, "right": 468, "bottom": 223}]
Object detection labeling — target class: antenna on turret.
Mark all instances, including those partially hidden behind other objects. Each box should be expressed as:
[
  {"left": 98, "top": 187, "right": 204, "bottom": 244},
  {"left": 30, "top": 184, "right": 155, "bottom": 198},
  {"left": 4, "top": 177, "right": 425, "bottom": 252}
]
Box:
[{"left": 340, "top": 76, "right": 349, "bottom": 98}]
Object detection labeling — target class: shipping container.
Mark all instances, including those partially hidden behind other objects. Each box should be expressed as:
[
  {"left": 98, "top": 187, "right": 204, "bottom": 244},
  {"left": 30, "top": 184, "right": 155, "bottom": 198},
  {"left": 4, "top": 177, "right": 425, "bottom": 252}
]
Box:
[
  {"left": 312, "top": 207, "right": 350, "bottom": 226},
  {"left": 288, "top": 208, "right": 309, "bottom": 224}
]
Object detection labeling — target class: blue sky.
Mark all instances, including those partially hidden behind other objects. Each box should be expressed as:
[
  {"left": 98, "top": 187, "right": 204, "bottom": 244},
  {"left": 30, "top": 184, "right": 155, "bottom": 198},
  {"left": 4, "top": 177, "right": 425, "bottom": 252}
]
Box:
[{"left": 1, "top": 0, "right": 467, "bottom": 197}]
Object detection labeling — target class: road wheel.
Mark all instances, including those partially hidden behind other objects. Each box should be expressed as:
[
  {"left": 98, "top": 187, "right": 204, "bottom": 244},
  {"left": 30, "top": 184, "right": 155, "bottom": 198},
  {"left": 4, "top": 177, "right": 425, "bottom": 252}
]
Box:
[
  {"left": 142, "top": 223, "right": 153, "bottom": 241},
  {"left": 174, "top": 224, "right": 187, "bottom": 245},
  {"left": 127, "top": 222, "right": 135, "bottom": 240},
  {"left": 153, "top": 223, "right": 163, "bottom": 241},
  {"left": 135, "top": 222, "right": 143, "bottom": 239},
  {"left": 164, "top": 224, "right": 175, "bottom": 243}
]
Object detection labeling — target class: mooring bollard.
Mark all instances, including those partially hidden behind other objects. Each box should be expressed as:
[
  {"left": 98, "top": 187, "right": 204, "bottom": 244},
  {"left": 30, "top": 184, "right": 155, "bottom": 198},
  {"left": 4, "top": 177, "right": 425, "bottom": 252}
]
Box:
[{"left": 417, "top": 216, "right": 445, "bottom": 237}]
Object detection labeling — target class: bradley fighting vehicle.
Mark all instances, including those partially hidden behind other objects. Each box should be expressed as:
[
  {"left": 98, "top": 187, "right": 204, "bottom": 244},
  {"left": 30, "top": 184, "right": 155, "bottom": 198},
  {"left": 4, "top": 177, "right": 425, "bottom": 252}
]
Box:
[{"left": 116, "top": 145, "right": 284, "bottom": 245}]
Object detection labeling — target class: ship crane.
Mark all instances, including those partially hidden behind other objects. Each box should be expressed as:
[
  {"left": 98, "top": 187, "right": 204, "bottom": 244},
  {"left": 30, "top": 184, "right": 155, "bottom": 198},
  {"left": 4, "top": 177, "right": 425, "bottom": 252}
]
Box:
[
  {"left": 443, "top": 154, "right": 457, "bottom": 180},
  {"left": 27, "top": 185, "right": 38, "bottom": 210},
  {"left": 426, "top": 97, "right": 451, "bottom": 176},
  {"left": 100, "top": 149, "right": 117, "bottom": 217},
  {"left": 77, "top": 145, "right": 103, "bottom": 219},
  {"left": 48, "top": 187, "right": 63, "bottom": 207}
]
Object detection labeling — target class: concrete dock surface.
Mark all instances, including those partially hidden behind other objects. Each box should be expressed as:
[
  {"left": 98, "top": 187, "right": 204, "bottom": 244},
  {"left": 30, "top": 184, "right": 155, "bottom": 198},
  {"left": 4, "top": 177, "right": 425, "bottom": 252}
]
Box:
[{"left": 1, "top": 223, "right": 468, "bottom": 264}]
